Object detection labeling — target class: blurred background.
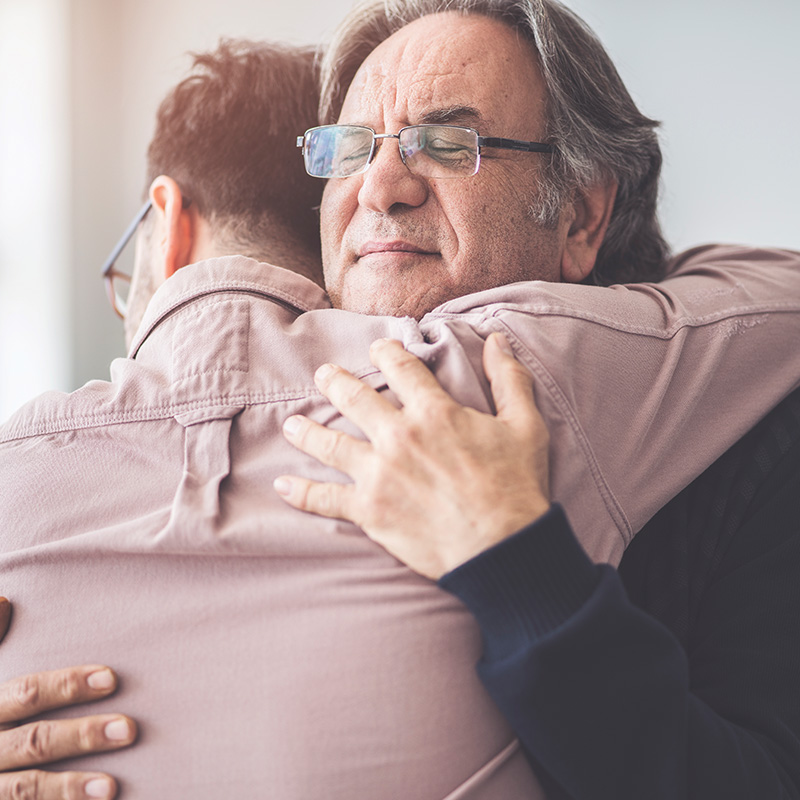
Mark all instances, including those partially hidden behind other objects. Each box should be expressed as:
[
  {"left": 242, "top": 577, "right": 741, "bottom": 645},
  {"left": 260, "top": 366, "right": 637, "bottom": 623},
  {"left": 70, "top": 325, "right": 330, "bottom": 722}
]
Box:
[{"left": 1, "top": 0, "right": 799, "bottom": 421}]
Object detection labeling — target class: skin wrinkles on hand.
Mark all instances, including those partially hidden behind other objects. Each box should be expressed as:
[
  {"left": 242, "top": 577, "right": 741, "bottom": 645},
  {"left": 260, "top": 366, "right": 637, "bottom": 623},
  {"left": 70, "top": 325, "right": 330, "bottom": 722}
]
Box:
[{"left": 276, "top": 335, "right": 551, "bottom": 578}]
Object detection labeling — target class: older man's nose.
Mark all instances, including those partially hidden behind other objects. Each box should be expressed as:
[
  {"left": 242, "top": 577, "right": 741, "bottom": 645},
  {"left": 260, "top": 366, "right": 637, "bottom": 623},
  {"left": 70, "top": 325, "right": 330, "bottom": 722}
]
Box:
[{"left": 356, "top": 139, "right": 428, "bottom": 213}]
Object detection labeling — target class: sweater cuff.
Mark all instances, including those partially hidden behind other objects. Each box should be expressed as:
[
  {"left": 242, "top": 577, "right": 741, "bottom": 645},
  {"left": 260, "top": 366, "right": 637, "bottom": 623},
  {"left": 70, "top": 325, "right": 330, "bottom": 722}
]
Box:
[{"left": 438, "top": 504, "right": 602, "bottom": 659}]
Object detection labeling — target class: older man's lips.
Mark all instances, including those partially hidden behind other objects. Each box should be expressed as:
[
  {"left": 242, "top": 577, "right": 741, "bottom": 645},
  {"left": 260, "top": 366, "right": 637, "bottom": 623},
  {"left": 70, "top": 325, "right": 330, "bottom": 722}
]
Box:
[{"left": 357, "top": 241, "right": 437, "bottom": 259}]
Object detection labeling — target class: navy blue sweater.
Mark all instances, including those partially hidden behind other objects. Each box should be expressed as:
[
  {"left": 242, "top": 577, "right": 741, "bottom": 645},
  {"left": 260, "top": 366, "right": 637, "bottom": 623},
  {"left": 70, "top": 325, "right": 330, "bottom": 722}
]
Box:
[{"left": 440, "top": 388, "right": 800, "bottom": 799}]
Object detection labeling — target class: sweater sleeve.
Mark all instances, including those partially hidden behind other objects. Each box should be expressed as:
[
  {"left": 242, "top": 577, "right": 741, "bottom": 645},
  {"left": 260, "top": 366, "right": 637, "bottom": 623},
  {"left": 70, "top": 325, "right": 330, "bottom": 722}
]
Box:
[{"left": 439, "top": 491, "right": 800, "bottom": 799}]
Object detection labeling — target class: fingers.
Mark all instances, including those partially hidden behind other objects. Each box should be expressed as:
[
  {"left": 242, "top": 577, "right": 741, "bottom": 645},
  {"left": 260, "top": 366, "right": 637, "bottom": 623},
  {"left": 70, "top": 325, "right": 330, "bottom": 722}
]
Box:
[
  {"left": 0, "top": 666, "right": 120, "bottom": 726},
  {"left": 276, "top": 332, "right": 552, "bottom": 576},
  {"left": 0, "top": 598, "right": 10, "bottom": 644},
  {"left": 281, "top": 414, "right": 370, "bottom": 474},
  {"left": 278, "top": 371, "right": 377, "bottom": 520},
  {"left": 0, "top": 667, "right": 134, "bottom": 795},
  {"left": 0, "top": 770, "right": 118, "bottom": 800},
  {"left": 313, "top": 340, "right": 451, "bottom": 434},
  {"left": 0, "top": 714, "right": 136, "bottom": 771},
  {"left": 483, "top": 333, "right": 544, "bottom": 433},
  {"left": 273, "top": 474, "right": 358, "bottom": 523},
  {"left": 311, "top": 360, "right": 401, "bottom": 442},
  {"left": 484, "top": 332, "right": 551, "bottom": 500},
  {"left": 367, "top": 338, "right": 449, "bottom": 410}
]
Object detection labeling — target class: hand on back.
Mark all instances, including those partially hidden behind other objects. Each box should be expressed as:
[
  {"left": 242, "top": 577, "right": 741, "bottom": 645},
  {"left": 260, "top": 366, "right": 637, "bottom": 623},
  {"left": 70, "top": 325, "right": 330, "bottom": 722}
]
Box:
[{"left": 0, "top": 598, "right": 136, "bottom": 800}]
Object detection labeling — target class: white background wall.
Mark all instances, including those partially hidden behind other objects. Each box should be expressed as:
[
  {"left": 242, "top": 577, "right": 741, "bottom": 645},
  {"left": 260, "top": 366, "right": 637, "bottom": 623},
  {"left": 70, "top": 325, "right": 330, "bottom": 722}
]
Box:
[{"left": 1, "top": 0, "right": 799, "bottom": 421}]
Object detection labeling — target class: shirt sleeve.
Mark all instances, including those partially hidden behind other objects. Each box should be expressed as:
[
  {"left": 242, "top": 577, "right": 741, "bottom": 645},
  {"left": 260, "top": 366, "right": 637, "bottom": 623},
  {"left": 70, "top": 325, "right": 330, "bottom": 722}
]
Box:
[
  {"left": 439, "top": 483, "right": 800, "bottom": 800},
  {"left": 477, "top": 244, "right": 800, "bottom": 566}
]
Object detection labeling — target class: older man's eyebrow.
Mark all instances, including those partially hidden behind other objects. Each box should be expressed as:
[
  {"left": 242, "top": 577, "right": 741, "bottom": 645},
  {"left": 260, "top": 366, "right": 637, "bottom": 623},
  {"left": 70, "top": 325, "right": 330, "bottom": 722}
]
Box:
[{"left": 418, "top": 106, "right": 485, "bottom": 127}]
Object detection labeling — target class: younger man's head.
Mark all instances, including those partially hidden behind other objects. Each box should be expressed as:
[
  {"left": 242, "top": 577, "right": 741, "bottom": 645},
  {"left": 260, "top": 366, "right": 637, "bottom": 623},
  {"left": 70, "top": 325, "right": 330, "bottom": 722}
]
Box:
[{"left": 126, "top": 39, "right": 323, "bottom": 345}]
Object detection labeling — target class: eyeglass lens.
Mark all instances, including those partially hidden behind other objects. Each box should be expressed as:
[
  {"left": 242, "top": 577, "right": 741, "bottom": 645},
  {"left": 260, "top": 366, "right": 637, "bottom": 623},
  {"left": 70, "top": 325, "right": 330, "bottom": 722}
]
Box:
[
  {"left": 304, "top": 125, "right": 481, "bottom": 179},
  {"left": 304, "top": 126, "right": 372, "bottom": 178},
  {"left": 108, "top": 271, "right": 132, "bottom": 319},
  {"left": 400, "top": 126, "right": 479, "bottom": 177}
]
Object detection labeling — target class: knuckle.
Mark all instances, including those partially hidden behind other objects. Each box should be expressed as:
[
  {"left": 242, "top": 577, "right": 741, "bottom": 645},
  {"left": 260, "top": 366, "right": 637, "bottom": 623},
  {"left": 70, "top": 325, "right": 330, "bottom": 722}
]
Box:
[
  {"left": 389, "top": 353, "right": 424, "bottom": 383},
  {"left": 293, "top": 479, "right": 313, "bottom": 510},
  {"left": 338, "top": 378, "right": 370, "bottom": 409},
  {"left": 311, "top": 483, "right": 337, "bottom": 517},
  {"left": 7, "top": 771, "right": 40, "bottom": 800},
  {"left": 402, "top": 402, "right": 455, "bottom": 443},
  {"left": 434, "top": 399, "right": 462, "bottom": 426},
  {"left": 11, "top": 676, "right": 40, "bottom": 712},
  {"left": 314, "top": 481, "right": 354, "bottom": 522},
  {"left": 60, "top": 773, "right": 83, "bottom": 800},
  {"left": 55, "top": 671, "right": 82, "bottom": 704},
  {"left": 20, "top": 721, "right": 52, "bottom": 763},
  {"left": 359, "top": 479, "right": 389, "bottom": 528},
  {"left": 310, "top": 484, "right": 332, "bottom": 516},
  {"left": 77, "top": 718, "right": 104, "bottom": 752},
  {"left": 381, "top": 421, "right": 413, "bottom": 454},
  {"left": 402, "top": 422, "right": 426, "bottom": 449},
  {"left": 319, "top": 429, "right": 347, "bottom": 465}
]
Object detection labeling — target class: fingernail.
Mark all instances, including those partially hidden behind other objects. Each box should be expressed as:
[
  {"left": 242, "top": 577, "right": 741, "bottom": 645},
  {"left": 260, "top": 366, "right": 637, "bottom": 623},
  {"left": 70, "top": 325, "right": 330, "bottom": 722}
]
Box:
[
  {"left": 370, "top": 337, "right": 391, "bottom": 351},
  {"left": 273, "top": 477, "right": 292, "bottom": 496},
  {"left": 104, "top": 718, "right": 132, "bottom": 741},
  {"left": 315, "top": 363, "right": 337, "bottom": 383},
  {"left": 283, "top": 416, "right": 302, "bottom": 436},
  {"left": 492, "top": 332, "right": 513, "bottom": 355},
  {"left": 87, "top": 669, "right": 115, "bottom": 691},
  {"left": 85, "top": 777, "right": 114, "bottom": 798}
]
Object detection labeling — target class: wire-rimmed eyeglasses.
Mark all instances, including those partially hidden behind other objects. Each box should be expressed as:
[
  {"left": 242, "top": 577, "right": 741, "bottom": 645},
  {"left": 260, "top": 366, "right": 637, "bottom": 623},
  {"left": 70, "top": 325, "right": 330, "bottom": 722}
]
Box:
[
  {"left": 297, "top": 124, "right": 555, "bottom": 180},
  {"left": 101, "top": 195, "right": 191, "bottom": 319},
  {"left": 101, "top": 200, "right": 152, "bottom": 319}
]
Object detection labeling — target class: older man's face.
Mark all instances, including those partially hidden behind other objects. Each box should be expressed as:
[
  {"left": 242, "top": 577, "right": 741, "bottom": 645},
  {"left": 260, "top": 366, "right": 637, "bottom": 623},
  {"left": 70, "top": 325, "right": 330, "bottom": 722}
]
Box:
[{"left": 320, "top": 12, "right": 574, "bottom": 318}]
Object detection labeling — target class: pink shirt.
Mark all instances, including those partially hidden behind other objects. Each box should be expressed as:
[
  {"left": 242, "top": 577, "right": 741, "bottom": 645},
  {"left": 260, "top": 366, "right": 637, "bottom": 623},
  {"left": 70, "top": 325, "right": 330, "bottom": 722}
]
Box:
[{"left": 1, "top": 245, "right": 798, "bottom": 798}]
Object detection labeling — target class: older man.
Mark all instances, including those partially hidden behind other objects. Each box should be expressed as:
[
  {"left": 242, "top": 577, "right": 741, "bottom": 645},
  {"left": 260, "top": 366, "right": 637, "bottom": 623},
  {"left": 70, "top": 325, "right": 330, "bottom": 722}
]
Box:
[
  {"left": 274, "top": 1, "right": 800, "bottom": 797},
  {"left": 1, "top": 7, "right": 800, "bottom": 800}
]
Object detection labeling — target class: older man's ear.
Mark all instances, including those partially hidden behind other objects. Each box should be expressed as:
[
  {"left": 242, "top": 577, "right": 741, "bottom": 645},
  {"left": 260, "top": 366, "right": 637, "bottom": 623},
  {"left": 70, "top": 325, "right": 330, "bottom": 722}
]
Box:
[{"left": 560, "top": 179, "right": 618, "bottom": 283}]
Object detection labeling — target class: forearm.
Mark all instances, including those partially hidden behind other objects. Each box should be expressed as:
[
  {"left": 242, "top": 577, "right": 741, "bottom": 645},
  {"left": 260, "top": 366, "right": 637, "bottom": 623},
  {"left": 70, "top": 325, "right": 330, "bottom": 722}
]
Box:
[{"left": 440, "top": 505, "right": 800, "bottom": 799}]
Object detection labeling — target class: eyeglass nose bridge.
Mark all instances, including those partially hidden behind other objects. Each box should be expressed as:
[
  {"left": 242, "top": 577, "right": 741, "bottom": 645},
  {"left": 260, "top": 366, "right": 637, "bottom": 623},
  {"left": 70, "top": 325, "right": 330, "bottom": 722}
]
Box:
[{"left": 368, "top": 132, "right": 410, "bottom": 173}]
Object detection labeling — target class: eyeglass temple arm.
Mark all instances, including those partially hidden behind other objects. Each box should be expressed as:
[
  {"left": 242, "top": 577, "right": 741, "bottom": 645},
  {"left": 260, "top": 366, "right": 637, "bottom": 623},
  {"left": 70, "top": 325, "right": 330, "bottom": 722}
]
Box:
[
  {"left": 478, "top": 136, "right": 554, "bottom": 153},
  {"left": 101, "top": 200, "right": 153, "bottom": 277}
]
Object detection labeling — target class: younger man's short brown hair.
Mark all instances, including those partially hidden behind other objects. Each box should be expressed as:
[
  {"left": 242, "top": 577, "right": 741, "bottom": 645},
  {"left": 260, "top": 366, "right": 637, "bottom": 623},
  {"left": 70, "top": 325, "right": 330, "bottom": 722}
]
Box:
[{"left": 146, "top": 39, "right": 322, "bottom": 260}]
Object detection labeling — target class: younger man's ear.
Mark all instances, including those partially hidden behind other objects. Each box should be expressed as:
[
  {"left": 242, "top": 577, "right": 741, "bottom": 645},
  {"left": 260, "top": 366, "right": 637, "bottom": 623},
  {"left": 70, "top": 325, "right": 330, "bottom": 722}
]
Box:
[
  {"left": 149, "top": 175, "right": 193, "bottom": 280},
  {"left": 560, "top": 179, "right": 617, "bottom": 283}
]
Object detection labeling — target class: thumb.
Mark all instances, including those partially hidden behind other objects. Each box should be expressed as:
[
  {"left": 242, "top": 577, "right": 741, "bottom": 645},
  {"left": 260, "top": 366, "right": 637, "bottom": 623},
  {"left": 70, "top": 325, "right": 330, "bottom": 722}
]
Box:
[
  {"left": 484, "top": 333, "right": 551, "bottom": 500},
  {"left": 483, "top": 333, "right": 539, "bottom": 425}
]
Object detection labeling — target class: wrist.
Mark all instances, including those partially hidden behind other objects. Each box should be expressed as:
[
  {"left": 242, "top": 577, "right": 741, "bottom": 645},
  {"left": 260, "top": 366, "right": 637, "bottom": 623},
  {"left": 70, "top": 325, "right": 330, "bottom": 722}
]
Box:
[{"left": 442, "top": 498, "right": 551, "bottom": 575}]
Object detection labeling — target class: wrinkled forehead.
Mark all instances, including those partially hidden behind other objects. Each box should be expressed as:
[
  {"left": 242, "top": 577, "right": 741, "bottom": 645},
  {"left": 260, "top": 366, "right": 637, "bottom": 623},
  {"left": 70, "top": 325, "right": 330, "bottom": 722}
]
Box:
[{"left": 338, "top": 12, "right": 548, "bottom": 136}]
